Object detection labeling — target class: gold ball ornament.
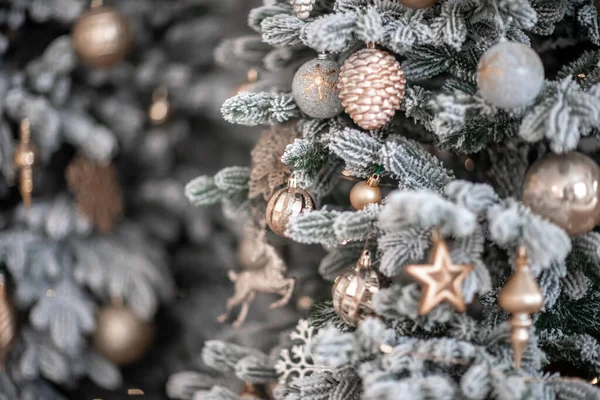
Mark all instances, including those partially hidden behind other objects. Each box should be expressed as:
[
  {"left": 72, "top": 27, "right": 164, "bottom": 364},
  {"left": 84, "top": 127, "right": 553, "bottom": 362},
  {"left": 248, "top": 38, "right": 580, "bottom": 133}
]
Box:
[
  {"left": 0, "top": 275, "right": 17, "bottom": 368},
  {"left": 93, "top": 304, "right": 154, "bottom": 365},
  {"left": 338, "top": 45, "right": 406, "bottom": 131},
  {"left": 266, "top": 175, "right": 315, "bottom": 237},
  {"left": 498, "top": 248, "right": 544, "bottom": 369},
  {"left": 350, "top": 175, "right": 382, "bottom": 210},
  {"left": 522, "top": 152, "right": 600, "bottom": 236},
  {"left": 332, "top": 250, "right": 382, "bottom": 326},
  {"left": 72, "top": 2, "right": 132, "bottom": 69},
  {"left": 399, "top": 0, "right": 437, "bottom": 8}
]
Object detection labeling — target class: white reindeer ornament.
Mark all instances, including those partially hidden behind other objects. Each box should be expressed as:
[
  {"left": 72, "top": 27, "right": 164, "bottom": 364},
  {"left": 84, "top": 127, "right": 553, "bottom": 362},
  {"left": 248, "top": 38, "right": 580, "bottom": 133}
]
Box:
[{"left": 218, "top": 227, "right": 295, "bottom": 327}]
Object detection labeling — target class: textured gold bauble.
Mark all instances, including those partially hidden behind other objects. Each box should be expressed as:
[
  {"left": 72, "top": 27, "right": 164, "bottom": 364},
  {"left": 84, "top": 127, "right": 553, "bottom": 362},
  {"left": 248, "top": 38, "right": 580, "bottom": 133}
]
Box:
[
  {"left": 93, "top": 304, "right": 154, "bottom": 365},
  {"left": 350, "top": 175, "right": 382, "bottom": 210},
  {"left": 265, "top": 177, "right": 315, "bottom": 237},
  {"left": 399, "top": 0, "right": 437, "bottom": 8},
  {"left": 498, "top": 248, "right": 544, "bottom": 369},
  {"left": 72, "top": 5, "right": 132, "bottom": 69},
  {"left": 338, "top": 45, "right": 406, "bottom": 131},
  {"left": 522, "top": 152, "right": 600, "bottom": 236},
  {"left": 332, "top": 250, "right": 382, "bottom": 326}
]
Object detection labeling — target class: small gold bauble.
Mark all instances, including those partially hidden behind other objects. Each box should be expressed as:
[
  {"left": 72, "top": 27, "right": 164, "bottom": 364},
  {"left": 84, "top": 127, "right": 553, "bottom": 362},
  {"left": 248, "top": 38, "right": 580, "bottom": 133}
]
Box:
[
  {"left": 522, "top": 152, "right": 600, "bottom": 236},
  {"left": 350, "top": 176, "right": 382, "bottom": 210},
  {"left": 72, "top": 5, "right": 132, "bottom": 69},
  {"left": 93, "top": 304, "right": 154, "bottom": 365},
  {"left": 399, "top": 0, "right": 437, "bottom": 8},
  {"left": 332, "top": 250, "right": 382, "bottom": 326},
  {"left": 265, "top": 177, "right": 315, "bottom": 237}
]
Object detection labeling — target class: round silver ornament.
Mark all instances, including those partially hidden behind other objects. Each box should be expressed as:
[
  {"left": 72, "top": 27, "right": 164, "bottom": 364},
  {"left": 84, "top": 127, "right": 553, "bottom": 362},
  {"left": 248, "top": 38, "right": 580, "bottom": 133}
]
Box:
[
  {"left": 292, "top": 55, "right": 344, "bottom": 119},
  {"left": 477, "top": 41, "right": 544, "bottom": 109},
  {"left": 522, "top": 152, "right": 600, "bottom": 236},
  {"left": 291, "top": 0, "right": 315, "bottom": 19}
]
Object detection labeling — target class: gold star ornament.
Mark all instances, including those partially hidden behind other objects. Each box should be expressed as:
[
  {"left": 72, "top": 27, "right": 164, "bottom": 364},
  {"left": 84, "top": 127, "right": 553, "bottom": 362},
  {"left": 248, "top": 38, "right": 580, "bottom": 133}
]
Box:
[{"left": 405, "top": 233, "right": 474, "bottom": 315}]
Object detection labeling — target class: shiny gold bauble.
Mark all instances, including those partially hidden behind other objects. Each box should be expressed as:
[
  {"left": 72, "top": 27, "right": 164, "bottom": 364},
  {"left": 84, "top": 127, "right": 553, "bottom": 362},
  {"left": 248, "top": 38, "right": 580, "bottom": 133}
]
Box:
[
  {"left": 332, "top": 250, "right": 382, "bottom": 326},
  {"left": 350, "top": 177, "right": 382, "bottom": 210},
  {"left": 93, "top": 305, "right": 154, "bottom": 365},
  {"left": 399, "top": 0, "right": 437, "bottom": 8},
  {"left": 72, "top": 6, "right": 132, "bottom": 69},
  {"left": 522, "top": 152, "right": 600, "bottom": 236},
  {"left": 266, "top": 185, "right": 315, "bottom": 237}
]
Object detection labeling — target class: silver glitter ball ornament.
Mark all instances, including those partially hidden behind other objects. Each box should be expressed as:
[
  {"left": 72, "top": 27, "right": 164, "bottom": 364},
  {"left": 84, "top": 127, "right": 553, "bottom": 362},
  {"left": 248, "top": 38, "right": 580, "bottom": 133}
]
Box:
[
  {"left": 292, "top": 56, "right": 344, "bottom": 119},
  {"left": 477, "top": 41, "right": 544, "bottom": 109},
  {"left": 522, "top": 152, "right": 600, "bottom": 236}
]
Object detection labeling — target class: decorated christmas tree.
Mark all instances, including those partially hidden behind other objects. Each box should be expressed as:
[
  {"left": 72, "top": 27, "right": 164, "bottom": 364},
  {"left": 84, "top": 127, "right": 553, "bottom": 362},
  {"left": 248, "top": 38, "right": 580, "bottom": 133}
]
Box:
[
  {"left": 0, "top": 0, "right": 257, "bottom": 398},
  {"left": 171, "top": 0, "right": 600, "bottom": 399}
]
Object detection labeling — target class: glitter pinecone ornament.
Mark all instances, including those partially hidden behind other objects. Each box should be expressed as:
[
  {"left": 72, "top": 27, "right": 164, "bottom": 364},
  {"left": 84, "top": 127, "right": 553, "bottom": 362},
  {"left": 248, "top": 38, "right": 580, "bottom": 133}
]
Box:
[
  {"left": 72, "top": 0, "right": 132, "bottom": 69},
  {"left": 332, "top": 250, "right": 382, "bottom": 326},
  {"left": 338, "top": 45, "right": 406, "bottom": 131},
  {"left": 291, "top": 0, "right": 315, "bottom": 19}
]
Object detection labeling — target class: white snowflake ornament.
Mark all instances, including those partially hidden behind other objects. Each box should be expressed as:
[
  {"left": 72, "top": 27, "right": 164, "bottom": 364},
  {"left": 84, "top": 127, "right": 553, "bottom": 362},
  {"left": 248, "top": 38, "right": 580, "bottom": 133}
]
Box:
[{"left": 275, "top": 319, "right": 329, "bottom": 384}]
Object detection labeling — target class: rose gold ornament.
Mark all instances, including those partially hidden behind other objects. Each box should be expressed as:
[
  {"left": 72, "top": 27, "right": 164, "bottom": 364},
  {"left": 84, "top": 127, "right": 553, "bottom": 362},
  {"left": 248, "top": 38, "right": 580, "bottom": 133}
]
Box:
[
  {"left": 218, "top": 227, "right": 295, "bottom": 328},
  {"left": 13, "top": 119, "right": 38, "bottom": 209},
  {"left": 498, "top": 247, "right": 544, "bottom": 369},
  {"left": 405, "top": 232, "right": 474, "bottom": 315},
  {"left": 149, "top": 86, "right": 170, "bottom": 125},
  {"left": 350, "top": 174, "right": 382, "bottom": 210},
  {"left": 66, "top": 155, "right": 124, "bottom": 233},
  {"left": 332, "top": 250, "right": 382, "bottom": 326},
  {"left": 72, "top": 0, "right": 132, "bottom": 69},
  {"left": 522, "top": 152, "right": 600, "bottom": 236},
  {"left": 399, "top": 0, "right": 437, "bottom": 8},
  {"left": 0, "top": 275, "right": 16, "bottom": 369},
  {"left": 93, "top": 303, "right": 154, "bottom": 365},
  {"left": 265, "top": 174, "right": 315, "bottom": 237},
  {"left": 338, "top": 44, "right": 406, "bottom": 131}
]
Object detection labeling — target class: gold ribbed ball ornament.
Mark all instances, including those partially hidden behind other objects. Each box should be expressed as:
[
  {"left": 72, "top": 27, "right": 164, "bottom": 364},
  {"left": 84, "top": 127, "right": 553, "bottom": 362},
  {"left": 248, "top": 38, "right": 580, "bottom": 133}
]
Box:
[
  {"left": 399, "top": 0, "right": 437, "bottom": 8},
  {"left": 498, "top": 248, "right": 544, "bottom": 369},
  {"left": 0, "top": 275, "right": 17, "bottom": 369},
  {"left": 93, "top": 304, "right": 154, "bottom": 365},
  {"left": 332, "top": 250, "right": 382, "bottom": 326},
  {"left": 72, "top": 0, "right": 132, "bottom": 69},
  {"left": 522, "top": 152, "right": 600, "bottom": 236},
  {"left": 350, "top": 174, "right": 382, "bottom": 210},
  {"left": 266, "top": 175, "right": 315, "bottom": 237},
  {"left": 338, "top": 44, "right": 406, "bottom": 131}
]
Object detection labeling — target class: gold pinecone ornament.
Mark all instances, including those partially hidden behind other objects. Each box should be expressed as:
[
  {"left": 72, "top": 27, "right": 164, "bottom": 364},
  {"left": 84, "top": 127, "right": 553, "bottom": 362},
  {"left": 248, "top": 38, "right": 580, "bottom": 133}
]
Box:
[
  {"left": 498, "top": 248, "right": 544, "bottom": 369},
  {"left": 338, "top": 45, "right": 406, "bottom": 131},
  {"left": 332, "top": 250, "right": 382, "bottom": 326}
]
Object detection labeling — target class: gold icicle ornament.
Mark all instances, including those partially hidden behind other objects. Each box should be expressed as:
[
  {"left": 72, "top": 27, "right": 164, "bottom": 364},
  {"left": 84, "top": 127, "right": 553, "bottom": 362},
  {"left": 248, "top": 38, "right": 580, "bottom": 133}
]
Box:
[
  {"left": 498, "top": 247, "right": 544, "bottom": 369},
  {"left": 13, "top": 119, "right": 38, "bottom": 208}
]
